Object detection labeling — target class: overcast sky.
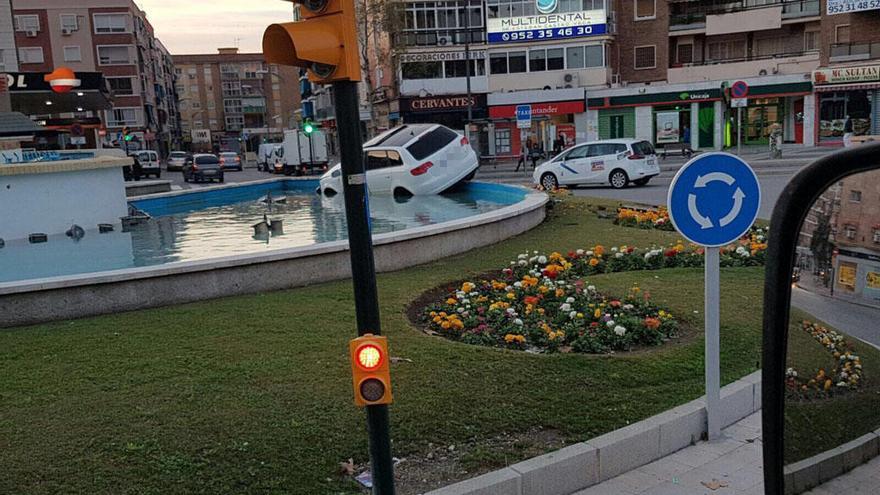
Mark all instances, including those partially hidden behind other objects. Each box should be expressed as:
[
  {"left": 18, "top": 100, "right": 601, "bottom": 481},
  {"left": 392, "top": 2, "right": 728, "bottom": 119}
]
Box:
[{"left": 138, "top": 0, "right": 294, "bottom": 55}]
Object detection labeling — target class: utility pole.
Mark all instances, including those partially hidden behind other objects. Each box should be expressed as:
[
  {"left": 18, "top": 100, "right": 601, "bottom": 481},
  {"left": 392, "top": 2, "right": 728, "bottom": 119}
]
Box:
[
  {"left": 334, "top": 80, "right": 396, "bottom": 494},
  {"left": 463, "top": 0, "right": 473, "bottom": 142}
]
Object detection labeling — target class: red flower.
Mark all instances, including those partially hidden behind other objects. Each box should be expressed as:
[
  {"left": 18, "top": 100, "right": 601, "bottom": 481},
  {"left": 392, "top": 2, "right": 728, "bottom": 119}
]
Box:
[
  {"left": 609, "top": 300, "right": 621, "bottom": 308},
  {"left": 523, "top": 296, "right": 540, "bottom": 306},
  {"left": 590, "top": 322, "right": 599, "bottom": 328},
  {"left": 664, "top": 249, "right": 677, "bottom": 257},
  {"left": 568, "top": 250, "right": 576, "bottom": 258},
  {"left": 627, "top": 247, "right": 634, "bottom": 253}
]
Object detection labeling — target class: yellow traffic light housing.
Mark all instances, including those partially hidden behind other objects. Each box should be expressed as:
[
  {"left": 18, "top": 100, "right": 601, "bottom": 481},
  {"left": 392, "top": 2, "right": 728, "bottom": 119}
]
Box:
[
  {"left": 263, "top": 0, "right": 360, "bottom": 83},
  {"left": 349, "top": 334, "right": 393, "bottom": 407}
]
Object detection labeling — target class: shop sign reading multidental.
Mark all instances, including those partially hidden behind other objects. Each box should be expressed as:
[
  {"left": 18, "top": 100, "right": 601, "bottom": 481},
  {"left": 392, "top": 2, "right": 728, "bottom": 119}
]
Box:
[{"left": 487, "top": 9, "right": 607, "bottom": 44}]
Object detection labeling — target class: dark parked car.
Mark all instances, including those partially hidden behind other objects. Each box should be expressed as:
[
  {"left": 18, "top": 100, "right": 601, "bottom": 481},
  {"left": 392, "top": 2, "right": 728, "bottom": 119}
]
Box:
[
  {"left": 183, "top": 154, "right": 225, "bottom": 183},
  {"left": 219, "top": 152, "right": 243, "bottom": 171}
]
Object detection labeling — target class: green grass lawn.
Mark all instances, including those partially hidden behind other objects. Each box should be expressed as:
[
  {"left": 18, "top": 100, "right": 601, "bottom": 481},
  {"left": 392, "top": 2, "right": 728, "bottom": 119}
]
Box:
[
  {"left": 784, "top": 309, "right": 880, "bottom": 464},
  {"left": 0, "top": 198, "right": 766, "bottom": 495}
]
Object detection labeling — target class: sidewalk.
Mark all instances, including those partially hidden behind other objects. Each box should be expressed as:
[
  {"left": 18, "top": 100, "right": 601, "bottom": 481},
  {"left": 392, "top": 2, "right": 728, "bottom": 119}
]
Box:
[{"left": 574, "top": 413, "right": 764, "bottom": 495}]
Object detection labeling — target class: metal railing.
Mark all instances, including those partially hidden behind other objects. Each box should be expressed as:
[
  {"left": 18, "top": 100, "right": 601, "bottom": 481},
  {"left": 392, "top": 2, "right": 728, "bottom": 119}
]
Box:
[
  {"left": 392, "top": 28, "right": 485, "bottom": 48},
  {"left": 830, "top": 42, "right": 880, "bottom": 61},
  {"left": 670, "top": 0, "right": 819, "bottom": 27},
  {"left": 670, "top": 49, "right": 818, "bottom": 68}
]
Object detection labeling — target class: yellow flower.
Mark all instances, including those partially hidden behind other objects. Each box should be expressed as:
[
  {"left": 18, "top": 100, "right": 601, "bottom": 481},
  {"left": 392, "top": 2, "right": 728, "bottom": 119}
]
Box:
[
  {"left": 441, "top": 321, "right": 451, "bottom": 330},
  {"left": 461, "top": 282, "right": 475, "bottom": 293},
  {"left": 594, "top": 308, "right": 601, "bottom": 318},
  {"left": 506, "top": 292, "right": 516, "bottom": 300},
  {"left": 577, "top": 312, "right": 584, "bottom": 319},
  {"left": 555, "top": 288, "right": 565, "bottom": 298},
  {"left": 446, "top": 298, "right": 457, "bottom": 305},
  {"left": 537, "top": 308, "right": 545, "bottom": 315},
  {"left": 538, "top": 286, "right": 549, "bottom": 294}
]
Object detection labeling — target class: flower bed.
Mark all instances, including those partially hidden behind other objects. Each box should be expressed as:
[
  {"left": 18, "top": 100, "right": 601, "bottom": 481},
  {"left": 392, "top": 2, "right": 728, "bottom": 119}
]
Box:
[
  {"left": 786, "top": 320, "right": 864, "bottom": 398},
  {"left": 615, "top": 207, "right": 674, "bottom": 231}
]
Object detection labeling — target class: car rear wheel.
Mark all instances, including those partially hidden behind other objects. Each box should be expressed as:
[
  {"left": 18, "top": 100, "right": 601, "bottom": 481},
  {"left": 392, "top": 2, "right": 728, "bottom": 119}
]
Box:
[
  {"left": 609, "top": 169, "right": 629, "bottom": 189},
  {"left": 633, "top": 178, "right": 650, "bottom": 187},
  {"left": 540, "top": 172, "right": 559, "bottom": 191}
]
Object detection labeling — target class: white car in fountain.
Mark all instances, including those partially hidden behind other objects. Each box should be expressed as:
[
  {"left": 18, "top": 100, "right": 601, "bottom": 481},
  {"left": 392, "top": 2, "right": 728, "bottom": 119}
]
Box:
[
  {"left": 533, "top": 139, "right": 659, "bottom": 190},
  {"left": 318, "top": 124, "right": 478, "bottom": 196}
]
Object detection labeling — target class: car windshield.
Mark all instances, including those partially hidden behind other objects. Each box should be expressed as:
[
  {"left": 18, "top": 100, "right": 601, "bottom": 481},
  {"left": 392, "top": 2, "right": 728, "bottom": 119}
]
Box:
[
  {"left": 195, "top": 156, "right": 219, "bottom": 165},
  {"left": 406, "top": 127, "right": 458, "bottom": 161},
  {"left": 632, "top": 141, "right": 656, "bottom": 155},
  {"left": 170, "top": 152, "right": 187, "bottom": 158}
]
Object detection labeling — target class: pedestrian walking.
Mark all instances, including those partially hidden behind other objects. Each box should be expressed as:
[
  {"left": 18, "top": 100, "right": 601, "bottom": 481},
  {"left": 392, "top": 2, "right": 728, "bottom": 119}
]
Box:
[
  {"left": 843, "top": 115, "right": 854, "bottom": 148},
  {"left": 515, "top": 141, "right": 527, "bottom": 172}
]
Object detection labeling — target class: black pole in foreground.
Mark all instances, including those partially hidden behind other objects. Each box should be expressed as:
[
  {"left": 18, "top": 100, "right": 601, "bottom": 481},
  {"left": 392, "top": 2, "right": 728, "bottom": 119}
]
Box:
[{"left": 332, "top": 80, "right": 396, "bottom": 495}]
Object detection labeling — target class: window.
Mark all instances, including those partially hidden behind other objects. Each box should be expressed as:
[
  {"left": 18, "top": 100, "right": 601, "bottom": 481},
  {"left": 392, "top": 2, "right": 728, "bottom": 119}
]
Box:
[
  {"left": 209, "top": 119, "right": 218, "bottom": 128},
  {"left": 18, "top": 47, "right": 44, "bottom": 64},
  {"left": 804, "top": 31, "right": 819, "bottom": 51},
  {"left": 634, "top": 45, "right": 656, "bottom": 69},
  {"left": 677, "top": 43, "right": 693, "bottom": 64},
  {"left": 494, "top": 128, "right": 511, "bottom": 154},
  {"left": 547, "top": 48, "right": 564, "bottom": 71},
  {"left": 844, "top": 225, "right": 857, "bottom": 239},
  {"left": 561, "top": 145, "right": 590, "bottom": 160},
  {"left": 224, "top": 99, "right": 242, "bottom": 114},
  {"left": 63, "top": 46, "right": 82, "bottom": 62},
  {"left": 107, "top": 107, "right": 138, "bottom": 127},
  {"left": 874, "top": 230, "right": 880, "bottom": 243},
  {"left": 97, "top": 45, "right": 132, "bottom": 65},
  {"left": 207, "top": 100, "right": 215, "bottom": 109},
  {"left": 755, "top": 37, "right": 786, "bottom": 57},
  {"left": 60, "top": 14, "right": 78, "bottom": 31},
  {"left": 585, "top": 45, "right": 603, "bottom": 67},
  {"left": 407, "top": 127, "right": 458, "bottom": 160},
  {"left": 708, "top": 40, "right": 746, "bottom": 61},
  {"left": 188, "top": 67, "right": 197, "bottom": 74},
  {"left": 93, "top": 13, "right": 129, "bottom": 33},
  {"left": 14, "top": 15, "right": 40, "bottom": 32},
  {"left": 632, "top": 141, "right": 656, "bottom": 156},
  {"left": 365, "top": 150, "right": 398, "bottom": 170},
  {"left": 835, "top": 24, "right": 850, "bottom": 44},
  {"left": 529, "top": 49, "right": 547, "bottom": 72},
  {"left": 191, "top": 101, "right": 201, "bottom": 109},
  {"left": 508, "top": 51, "right": 526, "bottom": 73},
  {"left": 566, "top": 47, "right": 585, "bottom": 69},
  {"left": 850, "top": 190, "right": 862, "bottom": 202},
  {"left": 443, "top": 59, "right": 484, "bottom": 78},
  {"left": 635, "top": 0, "right": 656, "bottom": 19},
  {"left": 401, "top": 61, "right": 442, "bottom": 79}
]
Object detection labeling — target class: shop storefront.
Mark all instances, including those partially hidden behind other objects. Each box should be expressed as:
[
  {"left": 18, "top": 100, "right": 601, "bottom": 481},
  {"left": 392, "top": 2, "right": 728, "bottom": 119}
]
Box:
[
  {"left": 488, "top": 99, "right": 584, "bottom": 158},
  {"left": 588, "top": 88, "right": 720, "bottom": 149},
  {"left": 813, "top": 64, "right": 880, "bottom": 144},
  {"left": 834, "top": 247, "right": 880, "bottom": 305},
  {"left": 399, "top": 94, "right": 487, "bottom": 129},
  {"left": 734, "top": 83, "right": 812, "bottom": 145}
]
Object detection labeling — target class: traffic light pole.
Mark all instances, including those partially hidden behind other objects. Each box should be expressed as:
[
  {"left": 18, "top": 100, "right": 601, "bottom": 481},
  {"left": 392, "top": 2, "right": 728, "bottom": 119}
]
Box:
[{"left": 333, "top": 80, "right": 396, "bottom": 495}]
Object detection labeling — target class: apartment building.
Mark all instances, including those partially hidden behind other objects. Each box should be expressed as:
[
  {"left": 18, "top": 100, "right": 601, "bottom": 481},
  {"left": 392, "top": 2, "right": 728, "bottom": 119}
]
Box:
[
  {"left": 9, "top": 0, "right": 179, "bottom": 154},
  {"left": 1, "top": 0, "right": 19, "bottom": 112},
  {"left": 173, "top": 48, "right": 300, "bottom": 153},
  {"left": 356, "top": 0, "right": 878, "bottom": 159},
  {"left": 832, "top": 170, "right": 880, "bottom": 302}
]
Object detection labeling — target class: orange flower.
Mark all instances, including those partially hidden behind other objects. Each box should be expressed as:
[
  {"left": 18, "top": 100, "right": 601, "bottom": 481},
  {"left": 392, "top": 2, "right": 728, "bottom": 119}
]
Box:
[
  {"left": 644, "top": 317, "right": 661, "bottom": 330},
  {"left": 589, "top": 258, "right": 600, "bottom": 267},
  {"left": 594, "top": 245, "right": 605, "bottom": 256}
]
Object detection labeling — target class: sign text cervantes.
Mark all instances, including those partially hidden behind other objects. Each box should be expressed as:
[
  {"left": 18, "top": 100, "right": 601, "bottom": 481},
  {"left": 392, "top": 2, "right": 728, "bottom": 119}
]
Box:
[{"left": 403, "top": 95, "right": 484, "bottom": 112}]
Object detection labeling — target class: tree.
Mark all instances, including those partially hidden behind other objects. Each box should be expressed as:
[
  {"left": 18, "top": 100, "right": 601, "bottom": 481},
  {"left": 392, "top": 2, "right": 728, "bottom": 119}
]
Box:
[
  {"left": 356, "top": 0, "right": 404, "bottom": 137},
  {"left": 810, "top": 211, "right": 835, "bottom": 273}
]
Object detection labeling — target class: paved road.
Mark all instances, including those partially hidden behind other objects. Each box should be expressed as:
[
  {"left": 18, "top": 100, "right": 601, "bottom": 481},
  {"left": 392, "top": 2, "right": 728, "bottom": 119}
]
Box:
[{"left": 791, "top": 287, "right": 880, "bottom": 349}]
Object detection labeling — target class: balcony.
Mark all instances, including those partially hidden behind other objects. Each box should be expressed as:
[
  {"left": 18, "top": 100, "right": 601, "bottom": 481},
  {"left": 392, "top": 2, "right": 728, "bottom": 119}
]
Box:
[
  {"left": 393, "top": 28, "right": 485, "bottom": 48},
  {"left": 241, "top": 97, "right": 266, "bottom": 114},
  {"left": 830, "top": 42, "right": 880, "bottom": 63},
  {"left": 667, "top": 50, "right": 819, "bottom": 84},
  {"left": 670, "top": 0, "right": 819, "bottom": 31}
]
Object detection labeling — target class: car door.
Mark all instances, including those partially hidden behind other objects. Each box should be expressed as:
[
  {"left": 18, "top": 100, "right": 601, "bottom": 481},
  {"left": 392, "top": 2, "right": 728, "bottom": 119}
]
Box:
[
  {"left": 584, "top": 144, "right": 615, "bottom": 183},
  {"left": 365, "top": 150, "right": 393, "bottom": 193},
  {"left": 554, "top": 145, "right": 591, "bottom": 185}
]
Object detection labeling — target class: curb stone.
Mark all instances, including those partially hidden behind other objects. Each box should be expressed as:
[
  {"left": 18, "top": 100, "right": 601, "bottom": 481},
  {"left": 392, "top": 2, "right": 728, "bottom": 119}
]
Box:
[{"left": 424, "top": 371, "right": 761, "bottom": 495}]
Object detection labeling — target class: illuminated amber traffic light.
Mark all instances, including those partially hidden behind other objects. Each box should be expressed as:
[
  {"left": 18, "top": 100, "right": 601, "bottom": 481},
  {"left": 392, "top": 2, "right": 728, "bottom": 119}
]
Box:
[
  {"left": 350, "top": 334, "right": 393, "bottom": 406},
  {"left": 263, "top": 0, "right": 360, "bottom": 83}
]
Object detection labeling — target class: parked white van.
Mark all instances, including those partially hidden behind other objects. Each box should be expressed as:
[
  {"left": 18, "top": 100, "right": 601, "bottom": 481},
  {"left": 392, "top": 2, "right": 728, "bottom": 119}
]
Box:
[
  {"left": 132, "top": 150, "right": 161, "bottom": 178},
  {"left": 257, "top": 143, "right": 282, "bottom": 172}
]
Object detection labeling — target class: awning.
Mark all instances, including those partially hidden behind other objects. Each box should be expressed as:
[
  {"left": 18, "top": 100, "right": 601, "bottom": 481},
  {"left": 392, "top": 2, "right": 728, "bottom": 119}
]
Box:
[{"left": 815, "top": 82, "right": 880, "bottom": 92}]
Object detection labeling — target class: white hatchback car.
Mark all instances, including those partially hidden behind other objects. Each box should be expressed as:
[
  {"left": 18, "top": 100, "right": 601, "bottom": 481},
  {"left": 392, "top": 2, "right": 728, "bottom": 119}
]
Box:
[
  {"left": 319, "top": 124, "right": 478, "bottom": 196},
  {"left": 533, "top": 139, "right": 659, "bottom": 190}
]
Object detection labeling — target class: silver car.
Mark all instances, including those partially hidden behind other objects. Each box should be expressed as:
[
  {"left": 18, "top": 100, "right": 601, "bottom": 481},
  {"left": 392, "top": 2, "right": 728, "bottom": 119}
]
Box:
[{"left": 167, "top": 151, "right": 190, "bottom": 171}]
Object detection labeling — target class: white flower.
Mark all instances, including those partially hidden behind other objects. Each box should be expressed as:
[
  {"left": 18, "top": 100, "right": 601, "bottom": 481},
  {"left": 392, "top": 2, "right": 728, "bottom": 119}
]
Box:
[
  {"left": 560, "top": 303, "right": 572, "bottom": 312},
  {"left": 736, "top": 246, "right": 747, "bottom": 255},
  {"left": 538, "top": 255, "right": 548, "bottom": 264},
  {"left": 566, "top": 297, "right": 575, "bottom": 303},
  {"left": 576, "top": 249, "right": 585, "bottom": 255},
  {"left": 611, "top": 247, "right": 618, "bottom": 252},
  {"left": 569, "top": 311, "right": 578, "bottom": 319},
  {"left": 506, "top": 308, "right": 516, "bottom": 315},
  {"left": 456, "top": 291, "right": 466, "bottom": 298},
  {"left": 510, "top": 261, "right": 516, "bottom": 265},
  {"left": 786, "top": 367, "right": 798, "bottom": 378},
  {"left": 470, "top": 292, "right": 479, "bottom": 296},
  {"left": 623, "top": 304, "right": 634, "bottom": 310},
  {"left": 461, "top": 298, "right": 470, "bottom": 304},
  {"left": 586, "top": 250, "right": 594, "bottom": 256},
  {"left": 644, "top": 253, "right": 653, "bottom": 260},
  {"left": 587, "top": 285, "right": 596, "bottom": 291},
  {"left": 518, "top": 260, "right": 528, "bottom": 266},
  {"left": 533, "top": 250, "right": 539, "bottom": 254},
  {"left": 457, "top": 307, "right": 465, "bottom": 313},
  {"left": 505, "top": 286, "right": 513, "bottom": 292},
  {"left": 757, "top": 235, "right": 765, "bottom": 241},
  {"left": 614, "top": 325, "right": 627, "bottom": 336},
  {"left": 615, "top": 252, "right": 624, "bottom": 259},
  {"left": 514, "top": 318, "right": 524, "bottom": 326},
  {"left": 518, "top": 254, "right": 528, "bottom": 260},
  {"left": 606, "top": 320, "right": 616, "bottom": 328},
  {"left": 837, "top": 381, "right": 847, "bottom": 387},
  {"left": 514, "top": 282, "right": 523, "bottom": 288},
  {"left": 529, "top": 256, "right": 538, "bottom": 264}
]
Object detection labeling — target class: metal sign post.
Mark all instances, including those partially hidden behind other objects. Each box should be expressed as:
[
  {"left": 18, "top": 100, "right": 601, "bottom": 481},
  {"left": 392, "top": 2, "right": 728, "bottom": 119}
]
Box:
[
  {"left": 730, "top": 81, "right": 749, "bottom": 156},
  {"left": 333, "top": 80, "right": 396, "bottom": 494},
  {"left": 737, "top": 107, "right": 742, "bottom": 156},
  {"left": 668, "top": 152, "right": 761, "bottom": 441}
]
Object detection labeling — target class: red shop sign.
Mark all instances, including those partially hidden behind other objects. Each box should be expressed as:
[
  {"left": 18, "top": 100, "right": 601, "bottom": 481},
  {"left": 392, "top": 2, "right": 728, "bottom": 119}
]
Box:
[{"left": 490, "top": 100, "right": 585, "bottom": 119}]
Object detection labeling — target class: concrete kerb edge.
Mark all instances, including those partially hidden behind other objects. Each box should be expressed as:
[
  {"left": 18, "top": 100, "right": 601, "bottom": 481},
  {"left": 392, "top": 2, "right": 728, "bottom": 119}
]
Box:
[
  {"left": 783, "top": 431, "right": 880, "bottom": 495},
  {"left": 424, "top": 371, "right": 761, "bottom": 495}
]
